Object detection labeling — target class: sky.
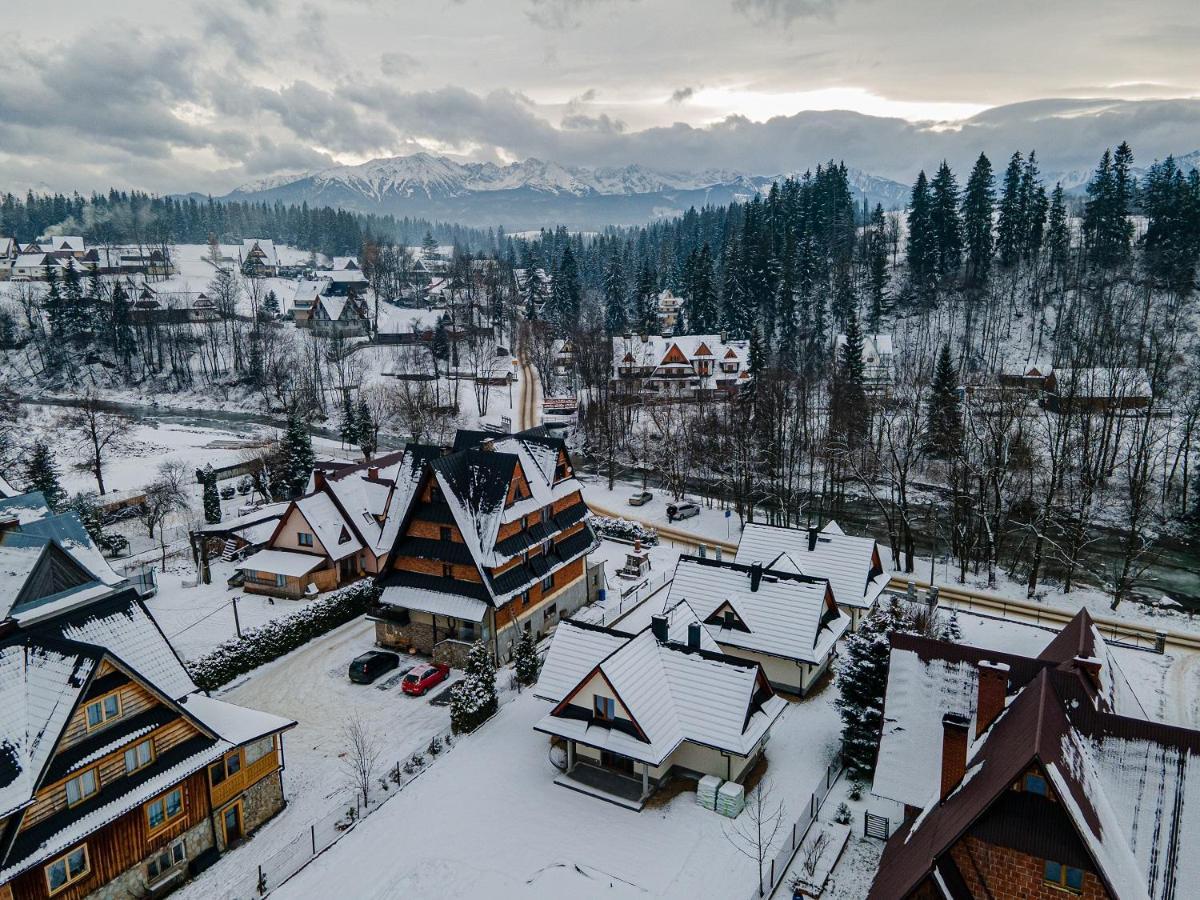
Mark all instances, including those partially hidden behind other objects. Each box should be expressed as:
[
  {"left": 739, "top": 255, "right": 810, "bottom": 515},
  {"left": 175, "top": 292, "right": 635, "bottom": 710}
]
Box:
[{"left": 2, "top": 0, "right": 1199, "bottom": 195}]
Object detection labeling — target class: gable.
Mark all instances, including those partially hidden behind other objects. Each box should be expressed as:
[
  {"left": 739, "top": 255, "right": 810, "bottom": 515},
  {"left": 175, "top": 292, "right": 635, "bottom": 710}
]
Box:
[
  {"left": 705, "top": 601, "right": 751, "bottom": 633},
  {"left": 271, "top": 505, "right": 327, "bottom": 556},
  {"left": 661, "top": 343, "right": 688, "bottom": 365},
  {"left": 12, "top": 543, "right": 98, "bottom": 615}
]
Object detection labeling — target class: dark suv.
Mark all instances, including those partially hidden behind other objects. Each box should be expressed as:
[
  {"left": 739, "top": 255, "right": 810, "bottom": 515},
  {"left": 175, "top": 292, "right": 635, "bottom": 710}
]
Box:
[{"left": 348, "top": 650, "right": 400, "bottom": 684}]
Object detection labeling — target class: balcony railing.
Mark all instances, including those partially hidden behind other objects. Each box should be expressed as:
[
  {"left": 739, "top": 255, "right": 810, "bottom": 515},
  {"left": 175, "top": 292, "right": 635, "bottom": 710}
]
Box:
[{"left": 211, "top": 749, "right": 281, "bottom": 809}]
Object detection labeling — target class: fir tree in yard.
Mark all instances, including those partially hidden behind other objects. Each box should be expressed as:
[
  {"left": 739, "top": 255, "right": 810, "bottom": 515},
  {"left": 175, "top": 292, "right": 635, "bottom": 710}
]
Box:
[
  {"left": 603, "top": 253, "right": 628, "bottom": 334},
  {"left": 24, "top": 440, "right": 65, "bottom": 511},
  {"left": 200, "top": 466, "right": 222, "bottom": 524},
  {"left": 261, "top": 289, "right": 280, "bottom": 320},
  {"left": 430, "top": 316, "right": 451, "bottom": 369},
  {"left": 109, "top": 282, "right": 136, "bottom": 371},
  {"left": 356, "top": 401, "right": 376, "bottom": 460},
  {"left": 449, "top": 640, "right": 498, "bottom": 734},
  {"left": 421, "top": 230, "right": 438, "bottom": 261},
  {"left": 905, "top": 171, "right": 937, "bottom": 298},
  {"left": 960, "top": 152, "right": 995, "bottom": 287},
  {"left": 938, "top": 608, "right": 963, "bottom": 642},
  {"left": 996, "top": 151, "right": 1025, "bottom": 268},
  {"left": 925, "top": 343, "right": 961, "bottom": 457},
  {"left": 835, "top": 597, "right": 918, "bottom": 776},
  {"left": 929, "top": 161, "right": 963, "bottom": 279},
  {"left": 281, "top": 412, "right": 315, "bottom": 497},
  {"left": 339, "top": 394, "right": 359, "bottom": 448},
  {"left": 866, "top": 205, "right": 889, "bottom": 332},
  {"left": 43, "top": 261, "right": 66, "bottom": 348},
  {"left": 513, "top": 630, "right": 540, "bottom": 687}
]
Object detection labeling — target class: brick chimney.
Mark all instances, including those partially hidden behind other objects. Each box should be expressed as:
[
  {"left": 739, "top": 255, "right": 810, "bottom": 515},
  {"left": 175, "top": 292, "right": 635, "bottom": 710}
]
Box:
[
  {"left": 1072, "top": 655, "right": 1103, "bottom": 690},
  {"left": 366, "top": 466, "right": 380, "bottom": 481},
  {"left": 808, "top": 526, "right": 819, "bottom": 552},
  {"left": 651, "top": 614, "right": 668, "bottom": 643},
  {"left": 976, "top": 661, "right": 1009, "bottom": 734},
  {"left": 313, "top": 469, "right": 327, "bottom": 490},
  {"left": 940, "top": 713, "right": 970, "bottom": 801}
]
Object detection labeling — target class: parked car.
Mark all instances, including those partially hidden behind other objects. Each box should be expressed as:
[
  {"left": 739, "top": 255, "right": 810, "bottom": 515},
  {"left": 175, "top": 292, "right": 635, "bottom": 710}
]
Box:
[
  {"left": 402, "top": 662, "right": 451, "bottom": 696},
  {"left": 666, "top": 501, "right": 700, "bottom": 522},
  {"left": 219, "top": 485, "right": 236, "bottom": 500},
  {"left": 348, "top": 650, "right": 400, "bottom": 684},
  {"left": 628, "top": 490, "right": 653, "bottom": 507},
  {"left": 235, "top": 476, "right": 253, "bottom": 496}
]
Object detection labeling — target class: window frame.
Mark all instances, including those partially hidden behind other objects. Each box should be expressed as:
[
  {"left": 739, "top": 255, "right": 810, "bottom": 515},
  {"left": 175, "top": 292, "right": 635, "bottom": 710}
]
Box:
[
  {"left": 541, "top": 572, "right": 554, "bottom": 592},
  {"left": 209, "top": 748, "right": 244, "bottom": 787},
  {"left": 1024, "top": 772, "right": 1048, "bottom": 796},
  {"left": 593, "top": 695, "right": 615, "bottom": 722},
  {"left": 147, "top": 838, "right": 187, "bottom": 882},
  {"left": 145, "top": 786, "right": 185, "bottom": 833},
  {"left": 85, "top": 690, "right": 122, "bottom": 731},
  {"left": 297, "top": 531, "right": 314, "bottom": 547},
  {"left": 440, "top": 526, "right": 453, "bottom": 542},
  {"left": 1043, "top": 859, "right": 1085, "bottom": 893},
  {"left": 124, "top": 737, "right": 155, "bottom": 775},
  {"left": 442, "top": 563, "right": 454, "bottom": 579},
  {"left": 64, "top": 766, "right": 100, "bottom": 808},
  {"left": 44, "top": 844, "right": 90, "bottom": 896}
]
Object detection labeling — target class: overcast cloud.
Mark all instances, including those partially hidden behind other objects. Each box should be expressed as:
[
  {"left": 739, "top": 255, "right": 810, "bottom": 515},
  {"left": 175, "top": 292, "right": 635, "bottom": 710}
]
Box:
[{"left": 0, "top": 0, "right": 1197, "bottom": 195}]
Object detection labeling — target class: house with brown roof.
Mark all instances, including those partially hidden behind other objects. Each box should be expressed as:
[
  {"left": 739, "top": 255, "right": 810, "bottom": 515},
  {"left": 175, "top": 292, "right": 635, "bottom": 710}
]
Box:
[
  {"left": 611, "top": 333, "right": 750, "bottom": 398},
  {"left": 868, "top": 608, "right": 1195, "bottom": 900}
]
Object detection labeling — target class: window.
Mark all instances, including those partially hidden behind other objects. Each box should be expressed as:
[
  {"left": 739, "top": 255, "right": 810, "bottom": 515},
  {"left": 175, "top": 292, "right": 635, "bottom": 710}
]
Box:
[
  {"left": 1024, "top": 773, "right": 1048, "bottom": 796},
  {"left": 542, "top": 573, "right": 554, "bottom": 592},
  {"left": 594, "top": 696, "right": 615, "bottom": 721},
  {"left": 146, "top": 787, "right": 184, "bottom": 831},
  {"left": 209, "top": 750, "right": 243, "bottom": 787},
  {"left": 541, "top": 538, "right": 552, "bottom": 556},
  {"left": 85, "top": 692, "right": 121, "bottom": 729},
  {"left": 65, "top": 768, "right": 99, "bottom": 807},
  {"left": 723, "top": 611, "right": 738, "bottom": 629},
  {"left": 274, "top": 573, "right": 286, "bottom": 588},
  {"left": 147, "top": 839, "right": 187, "bottom": 881},
  {"left": 1043, "top": 860, "right": 1084, "bottom": 892},
  {"left": 429, "top": 484, "right": 442, "bottom": 503},
  {"left": 544, "top": 604, "right": 557, "bottom": 624},
  {"left": 45, "top": 845, "right": 89, "bottom": 895},
  {"left": 297, "top": 532, "right": 314, "bottom": 547},
  {"left": 522, "top": 590, "right": 532, "bottom": 608},
  {"left": 442, "top": 563, "right": 454, "bottom": 579},
  {"left": 521, "top": 515, "right": 529, "bottom": 530},
  {"left": 440, "top": 526, "right": 452, "bottom": 542},
  {"left": 124, "top": 738, "right": 154, "bottom": 774}
]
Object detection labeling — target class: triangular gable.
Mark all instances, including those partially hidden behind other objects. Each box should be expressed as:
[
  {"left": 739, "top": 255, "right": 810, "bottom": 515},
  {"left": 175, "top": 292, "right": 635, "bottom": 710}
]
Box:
[
  {"left": 550, "top": 665, "right": 650, "bottom": 743},
  {"left": 12, "top": 543, "right": 99, "bottom": 613},
  {"left": 723, "top": 348, "right": 738, "bottom": 359},
  {"left": 661, "top": 343, "right": 689, "bottom": 365},
  {"left": 694, "top": 341, "right": 713, "bottom": 357},
  {"left": 705, "top": 599, "right": 751, "bottom": 633}
]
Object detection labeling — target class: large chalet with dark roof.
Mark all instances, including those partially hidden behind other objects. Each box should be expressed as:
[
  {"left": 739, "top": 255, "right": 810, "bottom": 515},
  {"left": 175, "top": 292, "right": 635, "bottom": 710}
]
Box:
[
  {"left": 371, "top": 428, "right": 597, "bottom": 666},
  {"left": 0, "top": 493, "right": 294, "bottom": 900},
  {"left": 869, "top": 608, "right": 1196, "bottom": 900}
]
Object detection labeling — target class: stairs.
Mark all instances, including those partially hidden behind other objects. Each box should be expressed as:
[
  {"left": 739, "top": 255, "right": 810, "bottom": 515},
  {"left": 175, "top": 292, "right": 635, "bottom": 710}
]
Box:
[{"left": 220, "top": 538, "right": 239, "bottom": 561}]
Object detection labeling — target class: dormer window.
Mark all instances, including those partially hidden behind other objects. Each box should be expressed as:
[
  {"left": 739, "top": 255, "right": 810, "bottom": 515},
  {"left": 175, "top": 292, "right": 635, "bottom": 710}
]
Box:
[
  {"left": 594, "top": 696, "right": 615, "bottom": 721},
  {"left": 85, "top": 693, "right": 121, "bottom": 730}
]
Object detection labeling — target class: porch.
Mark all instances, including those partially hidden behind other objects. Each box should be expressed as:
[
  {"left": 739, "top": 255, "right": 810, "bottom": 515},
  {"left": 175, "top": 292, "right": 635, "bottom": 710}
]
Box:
[{"left": 554, "top": 743, "right": 652, "bottom": 811}]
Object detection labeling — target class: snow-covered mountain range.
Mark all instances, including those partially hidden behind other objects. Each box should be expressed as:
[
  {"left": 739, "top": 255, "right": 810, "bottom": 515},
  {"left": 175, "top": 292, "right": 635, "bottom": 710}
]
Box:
[{"left": 223, "top": 153, "right": 908, "bottom": 228}]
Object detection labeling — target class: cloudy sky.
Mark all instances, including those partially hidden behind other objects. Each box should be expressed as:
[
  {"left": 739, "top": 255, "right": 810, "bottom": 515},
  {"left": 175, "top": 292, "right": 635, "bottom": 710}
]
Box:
[{"left": 3, "top": 0, "right": 1199, "bottom": 194}]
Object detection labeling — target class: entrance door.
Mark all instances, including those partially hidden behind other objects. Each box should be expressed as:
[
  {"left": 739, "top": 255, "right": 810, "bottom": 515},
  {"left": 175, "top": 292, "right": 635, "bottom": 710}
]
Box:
[
  {"left": 600, "top": 750, "right": 635, "bottom": 775},
  {"left": 222, "top": 802, "right": 243, "bottom": 846}
]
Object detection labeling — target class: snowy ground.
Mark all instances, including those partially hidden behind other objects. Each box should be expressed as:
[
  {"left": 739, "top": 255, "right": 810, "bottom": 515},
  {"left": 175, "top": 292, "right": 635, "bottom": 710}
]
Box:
[
  {"left": 579, "top": 475, "right": 743, "bottom": 548},
  {"left": 173, "top": 617, "right": 455, "bottom": 900}
]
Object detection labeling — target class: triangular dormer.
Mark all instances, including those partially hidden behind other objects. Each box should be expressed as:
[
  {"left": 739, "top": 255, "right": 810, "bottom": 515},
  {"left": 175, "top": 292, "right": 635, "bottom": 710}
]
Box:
[
  {"left": 12, "top": 543, "right": 98, "bottom": 613},
  {"left": 694, "top": 342, "right": 713, "bottom": 358},
  {"left": 338, "top": 526, "right": 352, "bottom": 545},
  {"left": 704, "top": 600, "right": 751, "bottom": 633},
  {"left": 724, "top": 348, "right": 738, "bottom": 359},
  {"left": 661, "top": 344, "right": 688, "bottom": 365}
]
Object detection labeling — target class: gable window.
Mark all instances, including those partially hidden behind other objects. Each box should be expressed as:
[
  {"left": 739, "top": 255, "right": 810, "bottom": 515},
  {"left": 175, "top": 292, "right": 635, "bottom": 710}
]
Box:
[
  {"left": 145, "top": 787, "right": 184, "bottom": 831},
  {"left": 209, "top": 750, "right": 243, "bottom": 787},
  {"left": 1043, "top": 860, "right": 1084, "bottom": 893},
  {"left": 65, "top": 768, "right": 99, "bottom": 807},
  {"left": 440, "top": 526, "right": 453, "bottom": 542},
  {"left": 297, "top": 532, "right": 314, "bottom": 547},
  {"left": 593, "top": 696, "right": 615, "bottom": 722},
  {"left": 85, "top": 692, "right": 121, "bottom": 729},
  {"left": 124, "top": 738, "right": 154, "bottom": 774},
  {"left": 442, "top": 563, "right": 454, "bottom": 579},
  {"left": 1023, "top": 773, "right": 1048, "bottom": 796},
  {"left": 147, "top": 839, "right": 187, "bottom": 882},
  {"left": 45, "top": 845, "right": 89, "bottom": 895},
  {"left": 723, "top": 611, "right": 738, "bottom": 629}
]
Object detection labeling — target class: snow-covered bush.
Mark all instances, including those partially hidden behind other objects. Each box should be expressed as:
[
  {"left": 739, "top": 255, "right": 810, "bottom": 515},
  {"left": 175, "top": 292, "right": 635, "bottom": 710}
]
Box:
[
  {"left": 187, "top": 581, "right": 379, "bottom": 691},
  {"left": 591, "top": 515, "right": 658, "bottom": 545},
  {"left": 834, "top": 803, "right": 852, "bottom": 825},
  {"left": 427, "top": 735, "right": 443, "bottom": 757},
  {"left": 449, "top": 640, "right": 498, "bottom": 734}
]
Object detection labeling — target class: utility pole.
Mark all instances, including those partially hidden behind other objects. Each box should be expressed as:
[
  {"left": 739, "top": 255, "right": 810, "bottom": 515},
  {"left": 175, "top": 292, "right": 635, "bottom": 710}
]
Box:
[{"left": 232, "top": 595, "right": 242, "bottom": 639}]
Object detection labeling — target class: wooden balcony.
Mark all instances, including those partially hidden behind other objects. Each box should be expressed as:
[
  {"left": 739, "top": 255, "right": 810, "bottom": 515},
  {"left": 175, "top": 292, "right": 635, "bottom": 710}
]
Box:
[{"left": 211, "top": 749, "right": 280, "bottom": 809}]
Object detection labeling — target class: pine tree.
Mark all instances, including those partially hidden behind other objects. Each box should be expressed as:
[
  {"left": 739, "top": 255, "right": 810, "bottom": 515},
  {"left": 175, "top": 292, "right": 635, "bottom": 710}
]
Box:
[
  {"left": 1083, "top": 143, "right": 1135, "bottom": 268},
  {"left": 1046, "top": 184, "right": 1070, "bottom": 275},
  {"left": 1019, "top": 151, "right": 1048, "bottom": 261},
  {"left": 281, "top": 412, "right": 315, "bottom": 498},
  {"left": 603, "top": 253, "right": 628, "bottom": 334},
  {"left": 43, "top": 261, "right": 66, "bottom": 347},
  {"left": 449, "top": 640, "right": 498, "bottom": 733},
  {"left": 109, "top": 282, "right": 136, "bottom": 371},
  {"left": 200, "top": 466, "right": 222, "bottom": 524},
  {"left": 831, "top": 308, "right": 868, "bottom": 449},
  {"left": 835, "top": 597, "right": 918, "bottom": 775},
  {"left": 431, "top": 316, "right": 450, "bottom": 365},
  {"left": 747, "top": 325, "right": 765, "bottom": 399},
  {"left": 62, "top": 261, "right": 86, "bottom": 346},
  {"left": 546, "top": 244, "right": 581, "bottom": 333},
  {"left": 523, "top": 267, "right": 544, "bottom": 321},
  {"left": 339, "top": 394, "right": 359, "bottom": 448},
  {"left": 686, "top": 244, "right": 719, "bottom": 333},
  {"left": 356, "top": 401, "right": 376, "bottom": 460},
  {"left": 513, "top": 630, "right": 540, "bottom": 686},
  {"left": 866, "top": 205, "right": 889, "bottom": 332},
  {"left": 938, "top": 608, "right": 963, "bottom": 642},
  {"left": 421, "top": 230, "right": 438, "bottom": 261},
  {"left": 906, "top": 171, "right": 937, "bottom": 298},
  {"left": 24, "top": 440, "right": 65, "bottom": 511},
  {"left": 929, "top": 161, "right": 963, "bottom": 279},
  {"left": 960, "top": 152, "right": 995, "bottom": 287},
  {"left": 996, "top": 151, "right": 1025, "bottom": 268},
  {"left": 261, "top": 289, "right": 280, "bottom": 320},
  {"left": 924, "top": 344, "right": 961, "bottom": 457}
]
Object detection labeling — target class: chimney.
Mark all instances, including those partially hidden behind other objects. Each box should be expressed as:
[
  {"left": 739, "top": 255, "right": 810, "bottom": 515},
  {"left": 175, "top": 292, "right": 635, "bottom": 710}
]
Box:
[
  {"left": 687, "top": 621, "right": 702, "bottom": 650},
  {"left": 976, "top": 661, "right": 1009, "bottom": 734},
  {"left": 749, "top": 562, "right": 763, "bottom": 593},
  {"left": 640, "top": 332, "right": 649, "bottom": 343},
  {"left": 313, "top": 469, "right": 327, "bottom": 491},
  {"left": 808, "top": 526, "right": 819, "bottom": 552},
  {"left": 366, "top": 466, "right": 380, "bottom": 481},
  {"left": 1072, "top": 655, "right": 1103, "bottom": 690},
  {"left": 0, "top": 618, "right": 18, "bottom": 640},
  {"left": 940, "top": 713, "right": 970, "bottom": 801},
  {"left": 651, "top": 615, "right": 668, "bottom": 643}
]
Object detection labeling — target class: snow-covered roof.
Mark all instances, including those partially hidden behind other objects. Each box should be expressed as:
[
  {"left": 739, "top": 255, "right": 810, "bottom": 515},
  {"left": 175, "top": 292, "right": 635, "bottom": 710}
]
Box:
[
  {"left": 378, "top": 586, "right": 488, "bottom": 622},
  {"left": 332, "top": 256, "right": 359, "bottom": 270},
  {"left": 179, "top": 693, "right": 295, "bottom": 746},
  {"left": 534, "top": 624, "right": 786, "bottom": 766},
  {"left": 534, "top": 620, "right": 631, "bottom": 703},
  {"left": 237, "top": 548, "right": 325, "bottom": 578},
  {"left": 195, "top": 500, "right": 290, "bottom": 535},
  {"left": 0, "top": 473, "right": 16, "bottom": 497},
  {"left": 665, "top": 556, "right": 848, "bottom": 664},
  {"left": 611, "top": 334, "right": 750, "bottom": 388},
  {"left": 835, "top": 333, "right": 894, "bottom": 358},
  {"left": 735, "top": 521, "right": 887, "bottom": 610},
  {"left": 295, "top": 491, "right": 363, "bottom": 561},
  {"left": 241, "top": 238, "right": 279, "bottom": 267}
]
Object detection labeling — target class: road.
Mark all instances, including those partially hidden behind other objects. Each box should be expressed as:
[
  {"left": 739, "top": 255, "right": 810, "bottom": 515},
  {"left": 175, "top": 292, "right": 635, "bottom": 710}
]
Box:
[{"left": 515, "top": 349, "right": 541, "bottom": 432}]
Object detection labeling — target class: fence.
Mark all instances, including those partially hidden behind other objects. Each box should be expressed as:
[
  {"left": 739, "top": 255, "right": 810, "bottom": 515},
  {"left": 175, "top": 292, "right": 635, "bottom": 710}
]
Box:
[
  {"left": 750, "top": 750, "right": 844, "bottom": 900},
  {"left": 603, "top": 572, "right": 672, "bottom": 626}
]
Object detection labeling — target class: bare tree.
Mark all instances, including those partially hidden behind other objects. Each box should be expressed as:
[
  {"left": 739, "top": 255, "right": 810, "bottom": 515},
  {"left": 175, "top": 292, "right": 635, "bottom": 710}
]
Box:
[
  {"left": 341, "top": 714, "right": 382, "bottom": 808},
  {"left": 65, "top": 392, "right": 132, "bottom": 495},
  {"left": 723, "top": 779, "right": 785, "bottom": 896},
  {"left": 138, "top": 461, "right": 189, "bottom": 565}
]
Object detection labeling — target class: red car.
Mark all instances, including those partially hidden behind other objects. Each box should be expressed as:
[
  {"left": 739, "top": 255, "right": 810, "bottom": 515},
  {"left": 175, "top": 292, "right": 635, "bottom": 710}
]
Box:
[{"left": 402, "top": 663, "right": 450, "bottom": 696}]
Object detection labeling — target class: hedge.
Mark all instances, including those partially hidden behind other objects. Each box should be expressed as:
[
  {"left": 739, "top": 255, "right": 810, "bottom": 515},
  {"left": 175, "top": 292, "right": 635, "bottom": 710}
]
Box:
[
  {"left": 590, "top": 515, "right": 659, "bottom": 546},
  {"left": 188, "top": 581, "right": 380, "bottom": 691}
]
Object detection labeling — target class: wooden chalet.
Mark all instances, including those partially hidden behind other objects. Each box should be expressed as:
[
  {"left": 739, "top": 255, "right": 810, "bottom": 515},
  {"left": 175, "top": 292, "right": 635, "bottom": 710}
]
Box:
[
  {"left": 0, "top": 493, "right": 294, "bottom": 900},
  {"left": 372, "top": 428, "right": 597, "bottom": 666},
  {"left": 611, "top": 333, "right": 750, "bottom": 398}
]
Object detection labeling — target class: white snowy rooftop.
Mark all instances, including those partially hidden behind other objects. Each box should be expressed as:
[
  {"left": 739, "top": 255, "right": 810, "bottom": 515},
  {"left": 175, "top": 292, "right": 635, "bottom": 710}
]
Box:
[{"left": 237, "top": 548, "right": 324, "bottom": 578}]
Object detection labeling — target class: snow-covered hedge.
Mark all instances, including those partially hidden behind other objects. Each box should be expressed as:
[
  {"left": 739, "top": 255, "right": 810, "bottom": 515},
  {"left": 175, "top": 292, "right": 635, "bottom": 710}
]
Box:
[
  {"left": 590, "top": 515, "right": 659, "bottom": 546},
  {"left": 188, "top": 581, "right": 380, "bottom": 691}
]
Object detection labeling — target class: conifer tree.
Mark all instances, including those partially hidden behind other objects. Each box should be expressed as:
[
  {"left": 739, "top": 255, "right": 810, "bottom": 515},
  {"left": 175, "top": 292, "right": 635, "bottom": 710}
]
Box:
[
  {"left": 866, "top": 205, "right": 889, "bottom": 332},
  {"left": 961, "top": 152, "right": 995, "bottom": 287},
  {"left": 835, "top": 597, "right": 918, "bottom": 775},
  {"left": 924, "top": 343, "right": 961, "bottom": 457},
  {"left": 929, "top": 161, "right": 963, "bottom": 278},
  {"left": 1046, "top": 184, "right": 1071, "bottom": 275},
  {"left": 513, "top": 630, "right": 540, "bottom": 686},
  {"left": 1083, "top": 144, "right": 1135, "bottom": 268},
  {"left": 261, "top": 289, "right": 280, "bottom": 320},
  {"left": 431, "top": 316, "right": 450, "bottom": 366},
  {"left": 603, "top": 253, "right": 628, "bottom": 334},
  {"left": 356, "top": 401, "right": 376, "bottom": 460},
  {"left": 1019, "top": 151, "right": 1048, "bottom": 261},
  {"left": 522, "top": 267, "right": 544, "bottom": 321},
  {"left": 996, "top": 151, "right": 1025, "bottom": 268},
  {"left": 109, "top": 282, "right": 136, "bottom": 372},
  {"left": 339, "top": 394, "right": 359, "bottom": 448},
  {"left": 687, "top": 244, "right": 719, "bottom": 333},
  {"left": 281, "top": 412, "right": 315, "bottom": 498},
  {"left": 24, "top": 440, "right": 65, "bottom": 511},
  {"left": 200, "top": 466, "right": 222, "bottom": 524},
  {"left": 546, "top": 243, "right": 581, "bottom": 334},
  {"left": 62, "top": 261, "right": 86, "bottom": 347},
  {"left": 634, "top": 259, "right": 659, "bottom": 334},
  {"left": 938, "top": 608, "right": 963, "bottom": 642},
  {"left": 906, "top": 171, "right": 937, "bottom": 298},
  {"left": 43, "top": 262, "right": 66, "bottom": 346},
  {"left": 831, "top": 308, "right": 868, "bottom": 449},
  {"left": 449, "top": 640, "right": 498, "bottom": 733}
]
